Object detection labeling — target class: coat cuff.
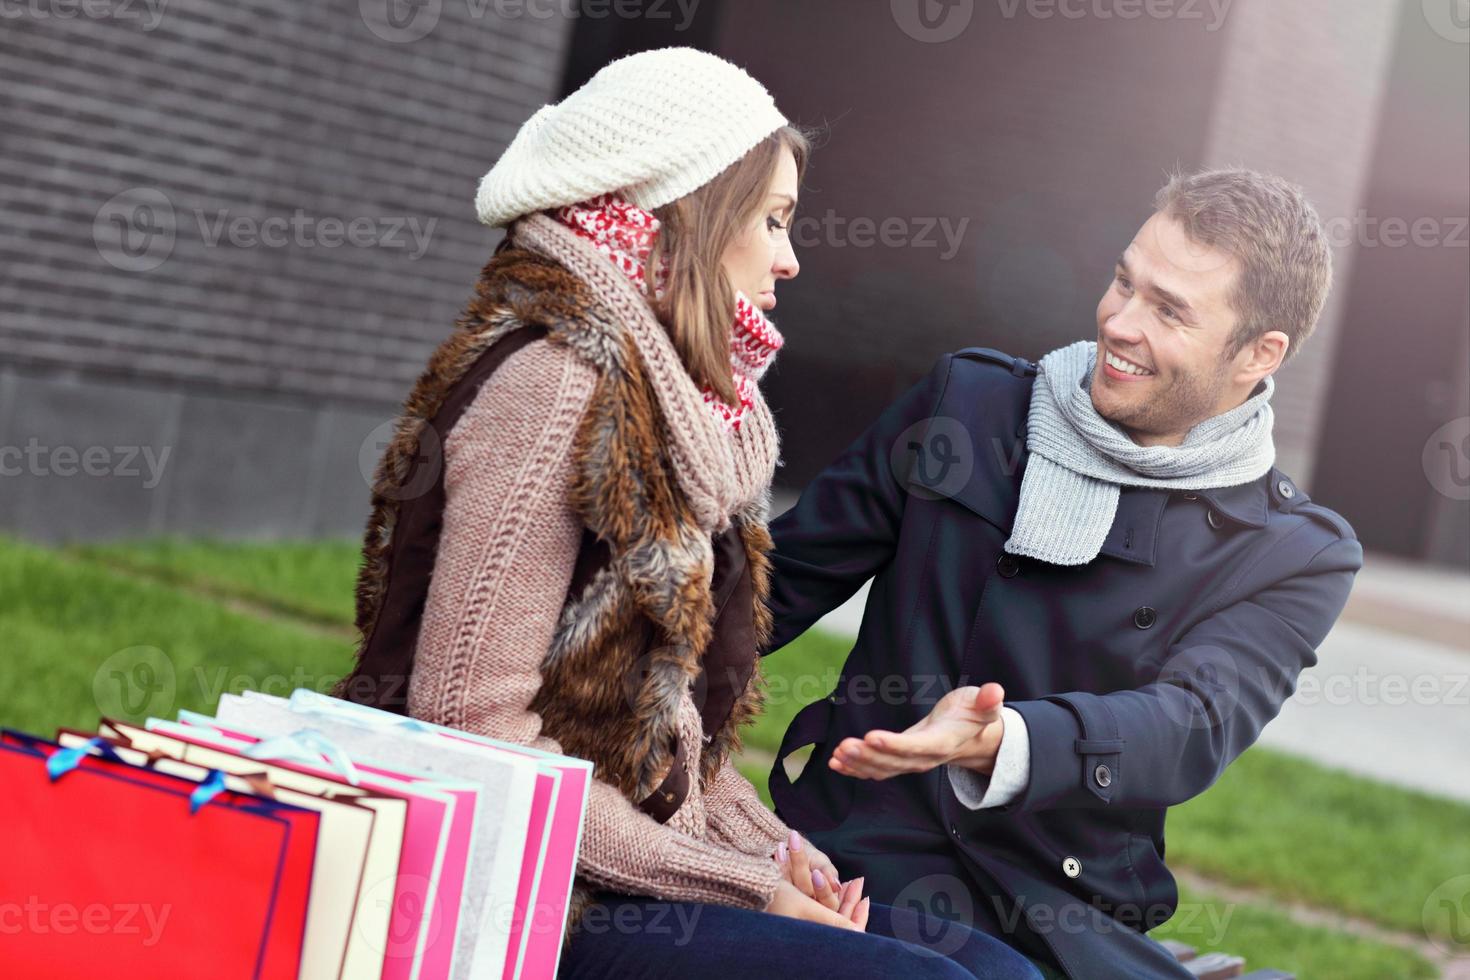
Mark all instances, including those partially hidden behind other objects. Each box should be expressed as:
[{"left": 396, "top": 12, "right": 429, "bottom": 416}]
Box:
[
  {"left": 1000, "top": 695, "right": 1121, "bottom": 812},
  {"left": 946, "top": 706, "right": 1030, "bottom": 809}
]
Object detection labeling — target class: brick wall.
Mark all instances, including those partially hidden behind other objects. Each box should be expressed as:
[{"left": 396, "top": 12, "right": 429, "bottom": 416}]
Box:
[
  {"left": 0, "top": 0, "right": 573, "bottom": 540},
  {"left": 1, "top": 0, "right": 569, "bottom": 404}
]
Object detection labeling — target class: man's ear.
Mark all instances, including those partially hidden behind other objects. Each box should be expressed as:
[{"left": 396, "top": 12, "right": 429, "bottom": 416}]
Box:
[{"left": 1235, "top": 330, "right": 1289, "bottom": 385}]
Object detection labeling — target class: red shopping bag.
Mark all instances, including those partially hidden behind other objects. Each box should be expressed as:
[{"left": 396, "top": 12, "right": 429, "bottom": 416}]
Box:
[{"left": 0, "top": 730, "right": 318, "bottom": 980}]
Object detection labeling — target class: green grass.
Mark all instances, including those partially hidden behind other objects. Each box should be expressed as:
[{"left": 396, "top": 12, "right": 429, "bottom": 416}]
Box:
[
  {"left": 0, "top": 535, "right": 356, "bottom": 736},
  {"left": 747, "top": 627, "right": 852, "bottom": 756},
  {"left": 1166, "top": 747, "right": 1470, "bottom": 939},
  {"left": 0, "top": 535, "right": 1458, "bottom": 978},
  {"left": 1150, "top": 885, "right": 1437, "bottom": 979},
  {"left": 64, "top": 536, "right": 363, "bottom": 627}
]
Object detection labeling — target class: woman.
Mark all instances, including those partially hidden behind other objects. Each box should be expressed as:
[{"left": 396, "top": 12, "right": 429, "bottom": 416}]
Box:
[{"left": 338, "top": 46, "right": 1041, "bottom": 979}]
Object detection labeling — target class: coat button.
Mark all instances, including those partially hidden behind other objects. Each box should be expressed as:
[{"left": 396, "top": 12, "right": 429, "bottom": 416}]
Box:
[
  {"left": 1133, "top": 606, "right": 1157, "bottom": 629},
  {"left": 951, "top": 823, "right": 962, "bottom": 839},
  {"left": 1206, "top": 509, "right": 1224, "bottom": 530},
  {"left": 1094, "top": 764, "right": 1112, "bottom": 788},
  {"left": 1277, "top": 479, "right": 1295, "bottom": 499},
  {"left": 1062, "top": 856, "right": 1081, "bottom": 878},
  {"left": 1182, "top": 492, "right": 1199, "bottom": 501},
  {"left": 996, "top": 554, "right": 1021, "bottom": 578}
]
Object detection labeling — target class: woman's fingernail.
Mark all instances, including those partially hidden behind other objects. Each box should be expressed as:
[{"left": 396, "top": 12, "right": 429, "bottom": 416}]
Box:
[
  {"left": 777, "top": 841, "right": 788, "bottom": 864},
  {"left": 788, "top": 830, "right": 803, "bottom": 853},
  {"left": 854, "top": 876, "right": 866, "bottom": 893},
  {"left": 812, "top": 869, "right": 826, "bottom": 891}
]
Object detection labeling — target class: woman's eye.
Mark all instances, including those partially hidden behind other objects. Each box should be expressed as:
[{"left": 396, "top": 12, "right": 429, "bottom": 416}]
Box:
[{"left": 767, "top": 216, "right": 787, "bottom": 233}]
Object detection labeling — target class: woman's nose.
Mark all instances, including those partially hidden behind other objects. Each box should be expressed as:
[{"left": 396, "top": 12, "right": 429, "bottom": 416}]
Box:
[{"left": 774, "top": 240, "right": 800, "bottom": 280}]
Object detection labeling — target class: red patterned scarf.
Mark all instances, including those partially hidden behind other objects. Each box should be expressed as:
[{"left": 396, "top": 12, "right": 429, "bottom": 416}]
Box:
[{"left": 553, "top": 194, "right": 784, "bottom": 431}]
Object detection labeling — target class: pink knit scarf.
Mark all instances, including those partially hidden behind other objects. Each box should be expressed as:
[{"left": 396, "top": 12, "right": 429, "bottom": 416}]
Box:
[{"left": 552, "top": 194, "right": 785, "bottom": 432}]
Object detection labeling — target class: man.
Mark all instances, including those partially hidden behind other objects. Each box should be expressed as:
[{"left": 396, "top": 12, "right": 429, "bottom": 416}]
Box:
[{"left": 761, "top": 169, "right": 1363, "bottom": 978}]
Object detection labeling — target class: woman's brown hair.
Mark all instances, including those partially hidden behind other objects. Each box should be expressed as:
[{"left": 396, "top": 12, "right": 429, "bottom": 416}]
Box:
[{"left": 648, "top": 125, "right": 814, "bottom": 405}]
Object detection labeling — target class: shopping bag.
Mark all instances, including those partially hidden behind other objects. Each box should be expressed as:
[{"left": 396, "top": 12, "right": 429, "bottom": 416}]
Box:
[
  {"left": 212, "top": 692, "right": 541, "bottom": 980},
  {"left": 0, "top": 730, "right": 316, "bottom": 980},
  {"left": 145, "top": 715, "right": 472, "bottom": 980},
  {"left": 285, "top": 690, "right": 592, "bottom": 980},
  {"left": 84, "top": 720, "right": 401, "bottom": 980}
]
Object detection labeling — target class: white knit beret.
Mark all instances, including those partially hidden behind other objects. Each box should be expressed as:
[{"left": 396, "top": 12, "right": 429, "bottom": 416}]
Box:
[{"left": 474, "top": 47, "right": 790, "bottom": 228}]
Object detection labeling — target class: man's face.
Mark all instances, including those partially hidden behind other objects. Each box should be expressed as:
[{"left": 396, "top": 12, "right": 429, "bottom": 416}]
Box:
[{"left": 1092, "top": 210, "right": 1260, "bottom": 446}]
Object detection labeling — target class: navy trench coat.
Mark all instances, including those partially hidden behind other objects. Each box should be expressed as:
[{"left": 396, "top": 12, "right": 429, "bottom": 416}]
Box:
[{"left": 762, "top": 347, "right": 1362, "bottom": 978}]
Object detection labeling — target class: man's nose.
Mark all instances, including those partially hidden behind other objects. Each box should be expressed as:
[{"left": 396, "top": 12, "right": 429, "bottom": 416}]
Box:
[{"left": 1102, "top": 302, "right": 1147, "bottom": 343}]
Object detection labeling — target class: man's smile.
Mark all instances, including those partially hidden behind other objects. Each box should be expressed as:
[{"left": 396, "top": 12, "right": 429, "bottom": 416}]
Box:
[{"left": 1101, "top": 345, "right": 1156, "bottom": 381}]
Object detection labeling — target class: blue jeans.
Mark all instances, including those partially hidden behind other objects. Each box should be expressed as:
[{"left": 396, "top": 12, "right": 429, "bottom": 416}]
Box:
[{"left": 557, "top": 893, "right": 1045, "bottom": 979}]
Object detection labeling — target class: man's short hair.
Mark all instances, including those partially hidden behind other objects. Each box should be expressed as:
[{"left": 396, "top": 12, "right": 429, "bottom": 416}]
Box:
[{"left": 1153, "top": 168, "right": 1332, "bottom": 364}]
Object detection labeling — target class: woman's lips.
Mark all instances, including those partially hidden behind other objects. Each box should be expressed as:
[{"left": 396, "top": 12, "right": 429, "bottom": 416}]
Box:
[{"left": 759, "top": 291, "right": 776, "bottom": 310}]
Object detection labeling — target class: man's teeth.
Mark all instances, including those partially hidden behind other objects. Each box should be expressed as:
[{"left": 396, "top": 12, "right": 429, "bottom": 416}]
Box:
[{"left": 1105, "top": 351, "right": 1153, "bottom": 376}]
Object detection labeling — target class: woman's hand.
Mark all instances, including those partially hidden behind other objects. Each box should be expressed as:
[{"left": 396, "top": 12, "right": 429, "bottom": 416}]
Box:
[
  {"left": 763, "top": 879, "right": 870, "bottom": 931},
  {"left": 772, "top": 829, "right": 869, "bottom": 927}
]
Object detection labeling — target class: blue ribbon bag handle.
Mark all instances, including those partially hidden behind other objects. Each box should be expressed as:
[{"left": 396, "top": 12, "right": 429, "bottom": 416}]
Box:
[{"left": 48, "top": 735, "right": 230, "bottom": 816}]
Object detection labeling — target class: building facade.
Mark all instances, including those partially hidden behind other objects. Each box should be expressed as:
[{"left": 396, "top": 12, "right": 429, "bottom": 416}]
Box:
[{"left": 2, "top": 0, "right": 1465, "bottom": 568}]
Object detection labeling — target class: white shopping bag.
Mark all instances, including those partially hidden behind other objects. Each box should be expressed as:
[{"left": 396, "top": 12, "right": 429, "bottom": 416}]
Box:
[{"left": 214, "top": 692, "right": 538, "bottom": 980}]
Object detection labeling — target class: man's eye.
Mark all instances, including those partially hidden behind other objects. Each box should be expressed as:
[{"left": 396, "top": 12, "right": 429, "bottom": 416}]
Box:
[
  {"left": 1115, "top": 274, "right": 1131, "bottom": 290},
  {"left": 1159, "top": 306, "right": 1179, "bottom": 321}
]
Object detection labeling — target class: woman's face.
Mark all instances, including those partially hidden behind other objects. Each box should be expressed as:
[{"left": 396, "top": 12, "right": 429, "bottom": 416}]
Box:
[{"left": 721, "top": 146, "right": 801, "bottom": 312}]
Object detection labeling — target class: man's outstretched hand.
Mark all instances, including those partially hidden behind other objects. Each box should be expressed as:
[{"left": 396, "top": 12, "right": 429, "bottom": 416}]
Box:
[{"left": 828, "top": 682, "right": 1006, "bottom": 780}]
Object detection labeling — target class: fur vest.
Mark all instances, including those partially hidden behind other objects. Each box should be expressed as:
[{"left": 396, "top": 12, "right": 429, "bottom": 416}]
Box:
[{"left": 337, "top": 218, "right": 779, "bottom": 837}]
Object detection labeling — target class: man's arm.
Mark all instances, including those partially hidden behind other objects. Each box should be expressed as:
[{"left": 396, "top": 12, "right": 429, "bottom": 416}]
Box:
[
  {"left": 763, "top": 354, "right": 957, "bottom": 654},
  {"left": 830, "top": 533, "right": 1362, "bottom": 815},
  {"left": 996, "top": 534, "right": 1362, "bottom": 813}
]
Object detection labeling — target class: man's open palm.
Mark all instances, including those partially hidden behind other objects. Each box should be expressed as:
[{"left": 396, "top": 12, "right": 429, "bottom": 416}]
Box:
[{"left": 828, "top": 682, "right": 1006, "bottom": 780}]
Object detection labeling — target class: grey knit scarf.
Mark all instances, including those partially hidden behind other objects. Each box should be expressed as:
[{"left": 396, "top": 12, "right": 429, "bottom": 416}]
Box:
[{"left": 1003, "top": 340, "right": 1276, "bottom": 566}]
